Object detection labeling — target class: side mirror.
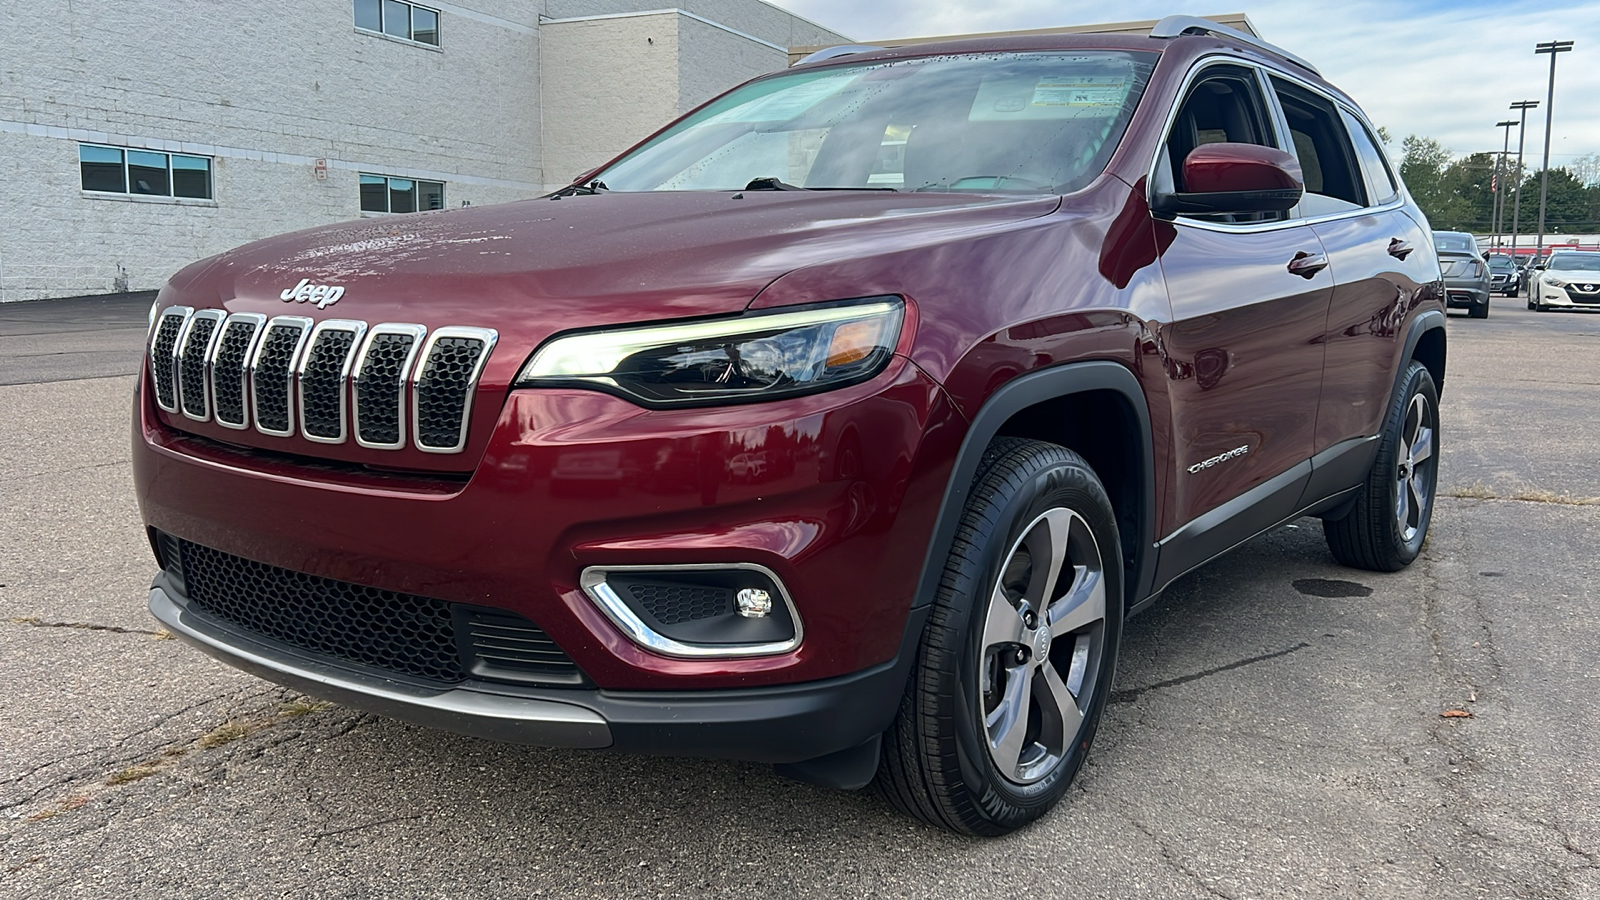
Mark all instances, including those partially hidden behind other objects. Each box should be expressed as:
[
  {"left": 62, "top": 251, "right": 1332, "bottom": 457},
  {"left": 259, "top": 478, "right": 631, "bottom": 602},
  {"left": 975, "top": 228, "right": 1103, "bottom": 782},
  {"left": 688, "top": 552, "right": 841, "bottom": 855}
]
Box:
[{"left": 1152, "top": 143, "right": 1304, "bottom": 216}]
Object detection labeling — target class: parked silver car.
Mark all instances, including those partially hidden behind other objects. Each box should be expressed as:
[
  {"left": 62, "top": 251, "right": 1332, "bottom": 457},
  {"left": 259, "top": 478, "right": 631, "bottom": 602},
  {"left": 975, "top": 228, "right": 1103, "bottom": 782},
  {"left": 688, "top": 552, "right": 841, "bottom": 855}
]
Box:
[{"left": 1434, "top": 231, "right": 1490, "bottom": 319}]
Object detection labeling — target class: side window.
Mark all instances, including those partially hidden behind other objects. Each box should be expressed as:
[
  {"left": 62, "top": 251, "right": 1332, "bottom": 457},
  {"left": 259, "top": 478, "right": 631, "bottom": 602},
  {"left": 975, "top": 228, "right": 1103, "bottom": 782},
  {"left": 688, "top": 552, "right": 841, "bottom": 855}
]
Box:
[
  {"left": 1270, "top": 77, "right": 1364, "bottom": 215},
  {"left": 1160, "top": 65, "right": 1280, "bottom": 222},
  {"left": 1340, "top": 109, "right": 1398, "bottom": 206},
  {"left": 1162, "top": 66, "right": 1275, "bottom": 192}
]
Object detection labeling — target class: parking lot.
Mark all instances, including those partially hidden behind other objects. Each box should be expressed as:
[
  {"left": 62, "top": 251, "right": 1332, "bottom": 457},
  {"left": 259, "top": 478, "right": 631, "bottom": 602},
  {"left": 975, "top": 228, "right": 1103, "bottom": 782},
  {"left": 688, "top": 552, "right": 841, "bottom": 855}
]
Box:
[{"left": 2, "top": 293, "right": 1597, "bottom": 899}]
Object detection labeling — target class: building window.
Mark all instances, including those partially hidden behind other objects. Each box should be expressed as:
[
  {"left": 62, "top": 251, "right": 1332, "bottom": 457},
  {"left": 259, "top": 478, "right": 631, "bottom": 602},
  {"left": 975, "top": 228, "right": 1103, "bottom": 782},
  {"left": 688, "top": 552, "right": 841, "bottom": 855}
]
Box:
[
  {"left": 354, "top": 0, "right": 439, "bottom": 46},
  {"left": 360, "top": 174, "right": 444, "bottom": 213},
  {"left": 80, "top": 144, "right": 213, "bottom": 199}
]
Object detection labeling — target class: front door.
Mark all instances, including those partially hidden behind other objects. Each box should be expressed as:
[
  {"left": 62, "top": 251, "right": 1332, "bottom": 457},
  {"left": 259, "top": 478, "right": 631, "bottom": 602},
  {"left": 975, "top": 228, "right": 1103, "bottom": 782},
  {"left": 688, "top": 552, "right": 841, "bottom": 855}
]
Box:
[{"left": 1151, "top": 63, "right": 1333, "bottom": 581}]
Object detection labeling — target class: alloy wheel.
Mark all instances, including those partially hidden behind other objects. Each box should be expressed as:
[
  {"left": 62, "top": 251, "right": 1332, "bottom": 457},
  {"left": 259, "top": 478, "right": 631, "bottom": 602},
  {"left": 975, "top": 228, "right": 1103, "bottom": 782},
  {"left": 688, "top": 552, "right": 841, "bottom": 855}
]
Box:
[
  {"left": 978, "top": 508, "right": 1107, "bottom": 785},
  {"left": 1394, "top": 392, "right": 1435, "bottom": 543}
]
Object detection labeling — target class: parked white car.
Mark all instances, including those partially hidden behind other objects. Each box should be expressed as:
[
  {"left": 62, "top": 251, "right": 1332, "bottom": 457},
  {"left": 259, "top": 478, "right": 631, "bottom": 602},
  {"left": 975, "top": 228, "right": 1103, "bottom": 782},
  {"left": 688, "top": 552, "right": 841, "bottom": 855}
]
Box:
[{"left": 1530, "top": 251, "right": 1600, "bottom": 311}]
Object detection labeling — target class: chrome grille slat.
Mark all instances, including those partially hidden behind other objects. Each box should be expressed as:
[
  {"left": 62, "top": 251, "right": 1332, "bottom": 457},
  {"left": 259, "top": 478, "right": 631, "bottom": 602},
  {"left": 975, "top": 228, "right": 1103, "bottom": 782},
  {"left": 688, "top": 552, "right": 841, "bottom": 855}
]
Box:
[
  {"left": 352, "top": 324, "right": 427, "bottom": 450},
  {"left": 297, "top": 320, "right": 367, "bottom": 444},
  {"left": 413, "top": 327, "right": 498, "bottom": 454},
  {"left": 209, "top": 313, "right": 267, "bottom": 429},
  {"left": 149, "top": 307, "right": 192, "bottom": 412},
  {"left": 177, "top": 309, "right": 226, "bottom": 421},
  {"left": 249, "top": 316, "right": 314, "bottom": 437}
]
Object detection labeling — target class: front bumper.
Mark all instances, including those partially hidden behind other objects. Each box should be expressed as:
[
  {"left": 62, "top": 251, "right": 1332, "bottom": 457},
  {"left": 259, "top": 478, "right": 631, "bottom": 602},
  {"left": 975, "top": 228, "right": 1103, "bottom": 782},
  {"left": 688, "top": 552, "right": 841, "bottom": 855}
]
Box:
[
  {"left": 134, "top": 354, "right": 961, "bottom": 691},
  {"left": 151, "top": 573, "right": 926, "bottom": 763},
  {"left": 1537, "top": 282, "right": 1600, "bottom": 307}
]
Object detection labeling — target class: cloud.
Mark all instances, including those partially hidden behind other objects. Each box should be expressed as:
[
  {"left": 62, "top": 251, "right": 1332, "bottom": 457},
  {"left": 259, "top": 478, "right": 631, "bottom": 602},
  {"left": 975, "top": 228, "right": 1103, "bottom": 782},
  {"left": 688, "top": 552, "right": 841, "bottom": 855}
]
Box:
[{"left": 770, "top": 0, "right": 1600, "bottom": 168}]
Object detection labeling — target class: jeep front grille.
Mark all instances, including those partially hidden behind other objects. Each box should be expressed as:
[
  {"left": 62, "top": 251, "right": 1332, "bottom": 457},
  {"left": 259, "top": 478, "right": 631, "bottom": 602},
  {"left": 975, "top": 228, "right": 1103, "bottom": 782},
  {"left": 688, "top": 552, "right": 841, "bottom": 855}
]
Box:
[
  {"left": 149, "top": 307, "right": 496, "bottom": 454},
  {"left": 150, "top": 307, "right": 190, "bottom": 412},
  {"left": 167, "top": 536, "right": 583, "bottom": 687},
  {"left": 414, "top": 328, "right": 497, "bottom": 453},
  {"left": 298, "top": 320, "right": 366, "bottom": 443},
  {"left": 211, "top": 313, "right": 265, "bottom": 429}
]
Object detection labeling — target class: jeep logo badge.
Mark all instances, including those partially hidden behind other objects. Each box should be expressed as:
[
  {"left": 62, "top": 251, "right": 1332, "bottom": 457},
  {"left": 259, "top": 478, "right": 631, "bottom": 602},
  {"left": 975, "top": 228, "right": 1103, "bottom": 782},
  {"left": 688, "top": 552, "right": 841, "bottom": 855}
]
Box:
[{"left": 280, "top": 278, "right": 346, "bottom": 309}]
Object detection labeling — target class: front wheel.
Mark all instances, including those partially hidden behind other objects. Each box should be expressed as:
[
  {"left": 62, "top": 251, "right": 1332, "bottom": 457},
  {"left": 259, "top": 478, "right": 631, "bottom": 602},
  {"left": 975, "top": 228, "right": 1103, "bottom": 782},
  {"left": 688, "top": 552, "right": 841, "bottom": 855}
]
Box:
[
  {"left": 1323, "top": 361, "right": 1439, "bottom": 571},
  {"left": 876, "top": 438, "right": 1122, "bottom": 835}
]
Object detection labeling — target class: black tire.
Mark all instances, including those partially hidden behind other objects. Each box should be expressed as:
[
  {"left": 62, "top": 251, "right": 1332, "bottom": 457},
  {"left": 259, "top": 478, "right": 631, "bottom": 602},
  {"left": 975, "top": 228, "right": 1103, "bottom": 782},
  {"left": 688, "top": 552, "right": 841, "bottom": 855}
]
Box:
[
  {"left": 1468, "top": 301, "right": 1488, "bottom": 319},
  {"left": 876, "top": 438, "right": 1122, "bottom": 835},
  {"left": 1323, "top": 361, "right": 1439, "bottom": 571}
]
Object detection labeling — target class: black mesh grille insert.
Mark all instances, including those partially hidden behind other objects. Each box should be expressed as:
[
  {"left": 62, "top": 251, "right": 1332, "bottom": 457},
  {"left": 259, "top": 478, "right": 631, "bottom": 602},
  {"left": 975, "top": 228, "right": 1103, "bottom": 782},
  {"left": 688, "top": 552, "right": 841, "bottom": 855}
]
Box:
[
  {"left": 150, "top": 314, "right": 185, "bottom": 409},
  {"left": 178, "top": 316, "right": 218, "bottom": 417},
  {"left": 253, "top": 323, "right": 305, "bottom": 433},
  {"left": 628, "top": 582, "right": 733, "bottom": 625},
  {"left": 211, "top": 320, "right": 259, "bottom": 426},
  {"left": 177, "top": 539, "right": 465, "bottom": 683},
  {"left": 416, "top": 337, "right": 485, "bottom": 449},
  {"left": 356, "top": 332, "right": 417, "bottom": 446},
  {"left": 300, "top": 328, "right": 358, "bottom": 439}
]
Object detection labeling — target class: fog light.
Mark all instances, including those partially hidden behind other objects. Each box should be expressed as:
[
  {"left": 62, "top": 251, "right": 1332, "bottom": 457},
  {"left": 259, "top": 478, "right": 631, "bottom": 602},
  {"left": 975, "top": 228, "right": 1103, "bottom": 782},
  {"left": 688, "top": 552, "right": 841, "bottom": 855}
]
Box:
[{"left": 736, "top": 588, "right": 773, "bottom": 618}]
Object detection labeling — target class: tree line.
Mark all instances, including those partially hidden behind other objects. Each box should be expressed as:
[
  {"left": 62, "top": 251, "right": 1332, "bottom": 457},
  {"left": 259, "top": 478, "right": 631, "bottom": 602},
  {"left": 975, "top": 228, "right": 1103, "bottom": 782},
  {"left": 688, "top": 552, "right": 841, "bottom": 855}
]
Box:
[{"left": 1396, "top": 135, "right": 1600, "bottom": 235}]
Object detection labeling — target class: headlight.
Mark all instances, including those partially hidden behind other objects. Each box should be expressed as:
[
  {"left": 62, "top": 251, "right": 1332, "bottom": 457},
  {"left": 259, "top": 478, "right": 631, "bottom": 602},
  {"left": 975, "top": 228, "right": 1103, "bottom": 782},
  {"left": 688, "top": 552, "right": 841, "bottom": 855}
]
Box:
[
  {"left": 515, "top": 298, "right": 905, "bottom": 406},
  {"left": 1543, "top": 275, "right": 1566, "bottom": 287}
]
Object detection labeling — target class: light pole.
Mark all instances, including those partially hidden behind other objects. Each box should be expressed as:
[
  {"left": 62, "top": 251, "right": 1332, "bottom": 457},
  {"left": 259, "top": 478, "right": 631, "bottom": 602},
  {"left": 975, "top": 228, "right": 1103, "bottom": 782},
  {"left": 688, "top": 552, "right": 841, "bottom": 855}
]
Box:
[
  {"left": 1509, "top": 100, "right": 1538, "bottom": 266},
  {"left": 1493, "top": 119, "right": 1515, "bottom": 249},
  {"left": 1533, "top": 39, "right": 1574, "bottom": 264}
]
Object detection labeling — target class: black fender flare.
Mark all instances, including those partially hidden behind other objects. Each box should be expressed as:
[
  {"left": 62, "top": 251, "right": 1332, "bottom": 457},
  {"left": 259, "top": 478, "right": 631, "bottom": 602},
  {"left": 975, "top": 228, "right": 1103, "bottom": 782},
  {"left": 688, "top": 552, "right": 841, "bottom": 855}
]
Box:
[
  {"left": 1393, "top": 309, "right": 1446, "bottom": 405},
  {"left": 909, "top": 360, "right": 1158, "bottom": 613}
]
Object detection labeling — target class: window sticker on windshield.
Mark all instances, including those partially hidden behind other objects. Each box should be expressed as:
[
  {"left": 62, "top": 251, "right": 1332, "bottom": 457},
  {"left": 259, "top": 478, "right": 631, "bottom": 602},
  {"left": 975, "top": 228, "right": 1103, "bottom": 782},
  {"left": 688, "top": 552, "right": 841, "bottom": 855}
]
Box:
[
  {"left": 1030, "top": 76, "right": 1127, "bottom": 107},
  {"left": 969, "top": 63, "right": 1133, "bottom": 121}
]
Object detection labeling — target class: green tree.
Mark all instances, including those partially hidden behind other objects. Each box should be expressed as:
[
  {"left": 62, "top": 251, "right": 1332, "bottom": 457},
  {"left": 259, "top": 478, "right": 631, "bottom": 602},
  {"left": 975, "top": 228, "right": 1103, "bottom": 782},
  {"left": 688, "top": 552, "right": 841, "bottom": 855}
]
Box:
[
  {"left": 1435, "top": 152, "right": 1497, "bottom": 232},
  {"left": 1522, "top": 168, "right": 1600, "bottom": 233},
  {"left": 1401, "top": 135, "right": 1472, "bottom": 230}
]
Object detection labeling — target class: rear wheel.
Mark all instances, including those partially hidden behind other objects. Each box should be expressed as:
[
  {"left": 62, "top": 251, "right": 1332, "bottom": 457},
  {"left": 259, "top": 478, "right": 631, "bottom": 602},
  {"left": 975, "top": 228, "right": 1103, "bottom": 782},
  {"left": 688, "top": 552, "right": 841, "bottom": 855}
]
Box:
[
  {"left": 1468, "top": 300, "right": 1489, "bottom": 319},
  {"left": 1324, "top": 361, "right": 1439, "bottom": 571},
  {"left": 876, "top": 438, "right": 1122, "bottom": 835}
]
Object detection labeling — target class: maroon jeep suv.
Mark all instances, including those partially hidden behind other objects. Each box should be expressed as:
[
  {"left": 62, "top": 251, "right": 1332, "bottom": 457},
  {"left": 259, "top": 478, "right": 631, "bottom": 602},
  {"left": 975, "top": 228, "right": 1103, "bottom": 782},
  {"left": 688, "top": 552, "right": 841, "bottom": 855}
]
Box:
[{"left": 133, "top": 17, "right": 1445, "bottom": 834}]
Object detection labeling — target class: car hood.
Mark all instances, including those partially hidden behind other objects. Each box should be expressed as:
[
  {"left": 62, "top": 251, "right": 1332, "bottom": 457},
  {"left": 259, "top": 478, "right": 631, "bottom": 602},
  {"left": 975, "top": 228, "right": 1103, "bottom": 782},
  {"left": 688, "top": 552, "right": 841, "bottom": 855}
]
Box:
[
  {"left": 1544, "top": 266, "right": 1600, "bottom": 281},
  {"left": 168, "top": 191, "right": 1061, "bottom": 329},
  {"left": 153, "top": 190, "right": 1059, "bottom": 470}
]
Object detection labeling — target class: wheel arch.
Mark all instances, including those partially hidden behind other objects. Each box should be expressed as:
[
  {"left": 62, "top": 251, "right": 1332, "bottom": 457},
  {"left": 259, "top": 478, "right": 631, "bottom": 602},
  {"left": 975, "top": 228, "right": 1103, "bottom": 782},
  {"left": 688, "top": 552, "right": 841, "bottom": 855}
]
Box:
[
  {"left": 911, "top": 361, "right": 1157, "bottom": 614},
  {"left": 1401, "top": 310, "right": 1447, "bottom": 400}
]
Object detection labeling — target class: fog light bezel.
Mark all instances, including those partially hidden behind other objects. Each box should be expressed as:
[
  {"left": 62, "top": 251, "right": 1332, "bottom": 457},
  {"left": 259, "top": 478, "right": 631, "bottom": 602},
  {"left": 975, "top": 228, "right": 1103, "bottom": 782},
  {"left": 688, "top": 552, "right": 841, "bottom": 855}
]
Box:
[{"left": 578, "top": 563, "right": 803, "bottom": 659}]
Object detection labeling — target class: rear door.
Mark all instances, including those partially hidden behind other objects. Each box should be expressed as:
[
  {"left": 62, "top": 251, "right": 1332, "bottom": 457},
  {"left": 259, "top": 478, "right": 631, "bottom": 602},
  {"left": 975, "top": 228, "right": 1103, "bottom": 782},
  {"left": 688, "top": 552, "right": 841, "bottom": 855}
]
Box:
[
  {"left": 1152, "top": 62, "right": 1333, "bottom": 581},
  {"left": 1268, "top": 77, "right": 1438, "bottom": 499}
]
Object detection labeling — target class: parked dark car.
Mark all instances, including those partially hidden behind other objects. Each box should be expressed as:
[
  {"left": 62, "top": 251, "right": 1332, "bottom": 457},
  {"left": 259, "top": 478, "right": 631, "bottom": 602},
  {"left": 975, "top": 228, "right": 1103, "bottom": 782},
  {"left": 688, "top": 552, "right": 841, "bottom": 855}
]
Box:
[
  {"left": 1486, "top": 253, "right": 1519, "bottom": 296},
  {"left": 134, "top": 16, "right": 1445, "bottom": 835},
  {"left": 1434, "top": 231, "right": 1490, "bottom": 317}
]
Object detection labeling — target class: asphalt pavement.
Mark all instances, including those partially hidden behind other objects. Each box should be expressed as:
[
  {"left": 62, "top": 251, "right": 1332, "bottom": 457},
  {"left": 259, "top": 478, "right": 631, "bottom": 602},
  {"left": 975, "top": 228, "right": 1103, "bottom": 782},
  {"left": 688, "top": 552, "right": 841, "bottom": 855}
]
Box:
[{"left": 2, "top": 292, "right": 1597, "bottom": 899}]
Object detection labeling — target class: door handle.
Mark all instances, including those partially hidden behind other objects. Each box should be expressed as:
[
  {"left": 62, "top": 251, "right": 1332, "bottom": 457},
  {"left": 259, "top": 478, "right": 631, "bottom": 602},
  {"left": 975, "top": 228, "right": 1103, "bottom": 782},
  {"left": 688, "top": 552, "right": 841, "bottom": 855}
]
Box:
[
  {"left": 1388, "top": 238, "right": 1414, "bottom": 260},
  {"left": 1287, "top": 251, "right": 1328, "bottom": 279}
]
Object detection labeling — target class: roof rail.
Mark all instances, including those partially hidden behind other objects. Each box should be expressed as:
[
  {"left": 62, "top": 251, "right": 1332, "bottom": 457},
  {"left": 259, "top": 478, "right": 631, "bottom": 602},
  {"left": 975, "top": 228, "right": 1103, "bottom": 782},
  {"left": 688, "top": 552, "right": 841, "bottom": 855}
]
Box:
[
  {"left": 794, "top": 44, "right": 884, "bottom": 66},
  {"left": 1148, "top": 15, "right": 1319, "bottom": 75}
]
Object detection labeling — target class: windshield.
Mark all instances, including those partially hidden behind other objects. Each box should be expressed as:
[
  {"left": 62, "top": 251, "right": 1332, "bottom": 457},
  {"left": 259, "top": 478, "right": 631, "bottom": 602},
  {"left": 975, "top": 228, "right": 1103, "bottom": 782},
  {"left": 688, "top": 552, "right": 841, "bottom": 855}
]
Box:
[
  {"left": 593, "top": 51, "right": 1155, "bottom": 194},
  {"left": 1549, "top": 252, "right": 1600, "bottom": 271},
  {"left": 1433, "top": 233, "right": 1477, "bottom": 254}
]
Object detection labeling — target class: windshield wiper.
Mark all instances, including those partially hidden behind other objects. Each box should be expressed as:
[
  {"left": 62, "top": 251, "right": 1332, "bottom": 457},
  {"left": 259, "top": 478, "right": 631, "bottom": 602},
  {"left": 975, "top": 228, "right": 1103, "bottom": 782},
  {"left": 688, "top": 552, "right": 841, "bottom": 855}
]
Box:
[
  {"left": 550, "top": 180, "right": 609, "bottom": 199},
  {"left": 743, "top": 177, "right": 808, "bottom": 191},
  {"left": 741, "top": 178, "right": 897, "bottom": 192}
]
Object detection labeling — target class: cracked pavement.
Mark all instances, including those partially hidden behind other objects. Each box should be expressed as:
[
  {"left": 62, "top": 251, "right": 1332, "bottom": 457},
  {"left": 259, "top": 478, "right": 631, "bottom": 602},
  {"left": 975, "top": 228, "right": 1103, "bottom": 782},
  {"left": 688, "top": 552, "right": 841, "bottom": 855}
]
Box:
[{"left": 2, "top": 295, "right": 1597, "bottom": 898}]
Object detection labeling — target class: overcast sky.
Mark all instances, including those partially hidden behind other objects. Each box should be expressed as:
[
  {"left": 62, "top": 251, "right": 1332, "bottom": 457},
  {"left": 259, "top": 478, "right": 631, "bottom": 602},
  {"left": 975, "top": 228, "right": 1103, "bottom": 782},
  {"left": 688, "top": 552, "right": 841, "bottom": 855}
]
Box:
[{"left": 769, "top": 0, "right": 1600, "bottom": 169}]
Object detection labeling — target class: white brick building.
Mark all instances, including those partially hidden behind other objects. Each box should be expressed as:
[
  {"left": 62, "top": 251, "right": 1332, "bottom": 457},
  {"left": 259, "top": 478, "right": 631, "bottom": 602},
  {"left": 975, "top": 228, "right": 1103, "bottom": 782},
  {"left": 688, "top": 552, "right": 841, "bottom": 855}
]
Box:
[{"left": 0, "top": 1, "right": 846, "bottom": 302}]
